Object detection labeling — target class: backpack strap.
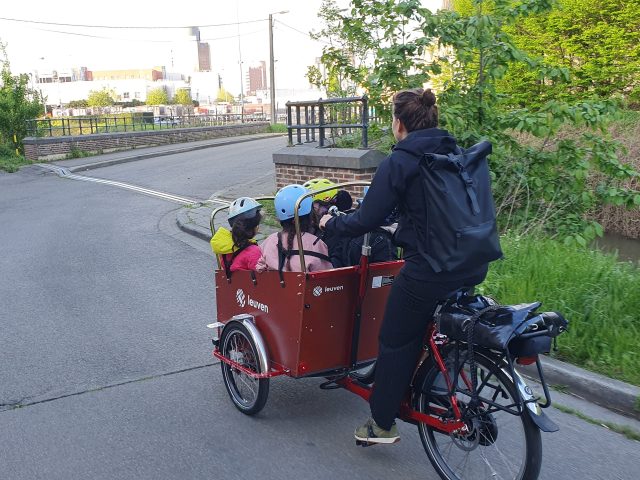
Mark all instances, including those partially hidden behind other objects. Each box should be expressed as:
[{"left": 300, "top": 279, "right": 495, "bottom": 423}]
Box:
[
  {"left": 221, "top": 243, "right": 249, "bottom": 281},
  {"left": 277, "top": 232, "right": 286, "bottom": 287},
  {"left": 277, "top": 232, "right": 331, "bottom": 275},
  {"left": 450, "top": 154, "right": 481, "bottom": 215}
]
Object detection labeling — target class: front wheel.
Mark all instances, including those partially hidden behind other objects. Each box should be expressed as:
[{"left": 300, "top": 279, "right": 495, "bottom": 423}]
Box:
[
  {"left": 417, "top": 350, "right": 542, "bottom": 480},
  {"left": 220, "top": 322, "right": 269, "bottom": 415}
]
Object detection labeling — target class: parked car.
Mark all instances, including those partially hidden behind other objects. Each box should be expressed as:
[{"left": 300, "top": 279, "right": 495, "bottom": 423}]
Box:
[{"left": 153, "top": 116, "right": 178, "bottom": 126}]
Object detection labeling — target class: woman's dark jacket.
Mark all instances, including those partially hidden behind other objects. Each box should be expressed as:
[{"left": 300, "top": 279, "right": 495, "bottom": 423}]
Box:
[{"left": 325, "top": 127, "right": 488, "bottom": 282}]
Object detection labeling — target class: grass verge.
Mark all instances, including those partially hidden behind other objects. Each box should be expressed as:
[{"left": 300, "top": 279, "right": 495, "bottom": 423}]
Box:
[
  {"left": 267, "top": 123, "right": 288, "bottom": 133},
  {"left": 479, "top": 233, "right": 640, "bottom": 386},
  {"left": 0, "top": 154, "right": 31, "bottom": 173},
  {"left": 553, "top": 403, "right": 640, "bottom": 442}
]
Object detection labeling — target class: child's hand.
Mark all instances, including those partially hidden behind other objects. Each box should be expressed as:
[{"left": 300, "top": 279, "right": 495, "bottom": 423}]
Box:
[{"left": 319, "top": 214, "right": 332, "bottom": 230}]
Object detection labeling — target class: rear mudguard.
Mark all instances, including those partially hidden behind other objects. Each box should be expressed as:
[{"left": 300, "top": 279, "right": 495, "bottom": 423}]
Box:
[
  {"left": 411, "top": 347, "right": 558, "bottom": 433},
  {"left": 220, "top": 314, "right": 270, "bottom": 374}
]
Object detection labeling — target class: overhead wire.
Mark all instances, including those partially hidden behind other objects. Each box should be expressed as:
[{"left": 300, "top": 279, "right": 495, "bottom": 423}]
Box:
[
  {"left": 0, "top": 16, "right": 266, "bottom": 29},
  {"left": 274, "top": 20, "right": 331, "bottom": 46},
  {"left": 27, "top": 26, "right": 265, "bottom": 43}
]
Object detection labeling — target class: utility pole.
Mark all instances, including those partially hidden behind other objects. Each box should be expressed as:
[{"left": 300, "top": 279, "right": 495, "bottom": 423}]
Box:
[
  {"left": 268, "top": 11, "right": 288, "bottom": 124},
  {"left": 269, "top": 14, "right": 276, "bottom": 124}
]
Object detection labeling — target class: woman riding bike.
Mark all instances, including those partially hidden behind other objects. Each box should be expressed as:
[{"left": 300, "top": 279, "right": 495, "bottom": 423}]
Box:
[{"left": 320, "top": 88, "right": 489, "bottom": 444}]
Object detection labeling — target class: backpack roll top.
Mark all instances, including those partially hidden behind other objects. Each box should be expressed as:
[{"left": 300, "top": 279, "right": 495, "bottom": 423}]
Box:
[{"left": 418, "top": 140, "right": 503, "bottom": 273}]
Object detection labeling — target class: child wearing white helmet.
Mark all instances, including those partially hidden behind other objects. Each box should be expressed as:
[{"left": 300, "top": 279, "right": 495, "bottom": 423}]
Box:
[
  {"left": 256, "top": 184, "right": 332, "bottom": 273},
  {"left": 211, "top": 197, "right": 262, "bottom": 272}
]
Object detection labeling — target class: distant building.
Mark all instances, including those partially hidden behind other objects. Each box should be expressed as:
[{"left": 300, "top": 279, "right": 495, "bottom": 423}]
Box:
[
  {"left": 91, "top": 68, "right": 164, "bottom": 82},
  {"left": 245, "top": 61, "right": 267, "bottom": 96},
  {"left": 198, "top": 43, "right": 211, "bottom": 72}
]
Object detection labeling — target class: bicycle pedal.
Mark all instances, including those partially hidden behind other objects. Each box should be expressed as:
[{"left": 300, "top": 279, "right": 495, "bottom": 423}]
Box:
[{"left": 355, "top": 440, "right": 374, "bottom": 447}]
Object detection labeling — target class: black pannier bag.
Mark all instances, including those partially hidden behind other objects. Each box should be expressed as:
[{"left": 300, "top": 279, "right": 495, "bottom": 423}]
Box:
[
  {"left": 411, "top": 141, "right": 503, "bottom": 273},
  {"left": 436, "top": 294, "right": 568, "bottom": 357}
]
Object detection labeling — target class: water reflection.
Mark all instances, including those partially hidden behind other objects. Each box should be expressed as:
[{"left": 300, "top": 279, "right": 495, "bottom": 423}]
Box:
[{"left": 594, "top": 232, "right": 640, "bottom": 265}]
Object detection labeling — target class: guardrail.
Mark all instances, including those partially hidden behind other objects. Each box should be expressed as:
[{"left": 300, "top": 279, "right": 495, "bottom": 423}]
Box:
[
  {"left": 286, "top": 96, "right": 371, "bottom": 148},
  {"left": 25, "top": 113, "right": 268, "bottom": 137}
]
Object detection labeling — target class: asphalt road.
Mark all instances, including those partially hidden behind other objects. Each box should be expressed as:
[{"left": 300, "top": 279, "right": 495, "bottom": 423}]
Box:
[{"left": 1, "top": 138, "right": 638, "bottom": 479}]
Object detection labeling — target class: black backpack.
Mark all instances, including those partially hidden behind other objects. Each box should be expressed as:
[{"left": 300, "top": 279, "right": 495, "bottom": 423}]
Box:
[{"left": 404, "top": 140, "right": 503, "bottom": 273}]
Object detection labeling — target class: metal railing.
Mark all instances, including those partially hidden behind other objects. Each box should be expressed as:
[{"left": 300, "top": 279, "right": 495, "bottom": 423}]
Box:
[
  {"left": 286, "top": 96, "right": 371, "bottom": 148},
  {"left": 25, "top": 113, "right": 268, "bottom": 137}
]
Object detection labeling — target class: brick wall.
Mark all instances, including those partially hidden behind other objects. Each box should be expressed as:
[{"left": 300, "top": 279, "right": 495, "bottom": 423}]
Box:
[
  {"left": 23, "top": 123, "right": 270, "bottom": 161},
  {"left": 275, "top": 164, "right": 377, "bottom": 198}
]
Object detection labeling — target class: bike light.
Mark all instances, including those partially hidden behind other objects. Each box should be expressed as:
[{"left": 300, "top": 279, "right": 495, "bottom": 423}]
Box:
[{"left": 516, "top": 355, "right": 538, "bottom": 365}]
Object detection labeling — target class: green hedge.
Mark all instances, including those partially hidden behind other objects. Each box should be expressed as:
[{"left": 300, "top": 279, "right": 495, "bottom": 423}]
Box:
[{"left": 480, "top": 234, "right": 640, "bottom": 385}]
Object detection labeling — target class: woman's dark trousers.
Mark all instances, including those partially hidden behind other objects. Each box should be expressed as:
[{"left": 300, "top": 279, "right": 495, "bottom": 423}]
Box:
[{"left": 370, "top": 270, "right": 485, "bottom": 430}]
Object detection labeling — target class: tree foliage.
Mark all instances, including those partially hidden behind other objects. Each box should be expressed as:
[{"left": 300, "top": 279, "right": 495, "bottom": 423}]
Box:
[
  {"left": 0, "top": 41, "right": 43, "bottom": 151},
  {"left": 146, "top": 87, "right": 169, "bottom": 105},
  {"left": 215, "top": 87, "right": 234, "bottom": 102},
  {"left": 312, "top": 0, "right": 640, "bottom": 244},
  {"left": 454, "top": 0, "right": 640, "bottom": 106},
  {"left": 87, "top": 88, "right": 115, "bottom": 107},
  {"left": 68, "top": 99, "right": 89, "bottom": 108},
  {"left": 174, "top": 88, "right": 192, "bottom": 105}
]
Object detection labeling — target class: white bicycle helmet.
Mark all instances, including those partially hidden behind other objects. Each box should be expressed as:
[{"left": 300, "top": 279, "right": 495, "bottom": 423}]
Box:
[
  {"left": 228, "top": 197, "right": 262, "bottom": 226},
  {"left": 274, "top": 184, "right": 312, "bottom": 221}
]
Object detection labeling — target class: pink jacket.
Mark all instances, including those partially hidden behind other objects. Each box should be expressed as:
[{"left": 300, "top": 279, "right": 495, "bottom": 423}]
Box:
[
  {"left": 223, "top": 244, "right": 262, "bottom": 272},
  {"left": 256, "top": 232, "right": 332, "bottom": 273}
]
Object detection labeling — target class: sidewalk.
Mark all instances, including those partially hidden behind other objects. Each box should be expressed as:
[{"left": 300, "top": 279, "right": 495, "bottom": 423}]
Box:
[{"left": 51, "top": 132, "right": 284, "bottom": 173}]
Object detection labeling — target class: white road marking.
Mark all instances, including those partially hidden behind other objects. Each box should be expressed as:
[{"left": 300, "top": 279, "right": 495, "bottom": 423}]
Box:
[{"left": 37, "top": 163, "right": 231, "bottom": 206}]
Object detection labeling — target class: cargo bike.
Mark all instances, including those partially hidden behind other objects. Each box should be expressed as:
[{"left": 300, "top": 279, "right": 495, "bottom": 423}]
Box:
[{"left": 207, "top": 182, "right": 568, "bottom": 480}]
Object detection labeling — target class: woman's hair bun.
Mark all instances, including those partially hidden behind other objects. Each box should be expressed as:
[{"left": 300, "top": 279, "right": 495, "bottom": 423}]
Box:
[{"left": 421, "top": 89, "right": 436, "bottom": 107}]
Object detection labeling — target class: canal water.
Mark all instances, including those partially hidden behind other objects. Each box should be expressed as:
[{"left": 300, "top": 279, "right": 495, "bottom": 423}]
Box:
[{"left": 594, "top": 232, "right": 640, "bottom": 264}]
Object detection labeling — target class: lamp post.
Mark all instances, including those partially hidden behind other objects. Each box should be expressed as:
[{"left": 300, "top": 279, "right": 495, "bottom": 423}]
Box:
[{"left": 269, "top": 10, "right": 289, "bottom": 124}]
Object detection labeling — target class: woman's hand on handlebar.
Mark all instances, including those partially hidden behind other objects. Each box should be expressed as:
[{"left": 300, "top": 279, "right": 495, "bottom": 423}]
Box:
[{"left": 319, "top": 214, "right": 333, "bottom": 230}]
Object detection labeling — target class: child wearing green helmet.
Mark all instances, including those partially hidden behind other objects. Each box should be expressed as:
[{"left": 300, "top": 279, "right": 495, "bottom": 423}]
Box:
[{"left": 210, "top": 197, "right": 263, "bottom": 272}]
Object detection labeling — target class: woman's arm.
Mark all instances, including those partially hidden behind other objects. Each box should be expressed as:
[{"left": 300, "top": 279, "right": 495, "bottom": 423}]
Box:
[{"left": 323, "top": 157, "right": 401, "bottom": 237}]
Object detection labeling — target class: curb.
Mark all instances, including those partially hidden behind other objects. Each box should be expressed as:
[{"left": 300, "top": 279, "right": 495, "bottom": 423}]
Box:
[
  {"left": 66, "top": 133, "right": 284, "bottom": 173},
  {"left": 520, "top": 355, "right": 640, "bottom": 420},
  {"left": 176, "top": 208, "right": 212, "bottom": 243},
  {"left": 175, "top": 205, "right": 640, "bottom": 421}
]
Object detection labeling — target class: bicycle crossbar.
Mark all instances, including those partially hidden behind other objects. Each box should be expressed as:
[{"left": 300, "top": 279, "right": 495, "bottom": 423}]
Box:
[{"left": 213, "top": 350, "right": 288, "bottom": 379}]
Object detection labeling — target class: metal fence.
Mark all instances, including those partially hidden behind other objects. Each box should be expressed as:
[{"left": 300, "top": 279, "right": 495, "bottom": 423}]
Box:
[
  {"left": 286, "top": 96, "right": 374, "bottom": 148},
  {"left": 25, "top": 113, "right": 268, "bottom": 138}
]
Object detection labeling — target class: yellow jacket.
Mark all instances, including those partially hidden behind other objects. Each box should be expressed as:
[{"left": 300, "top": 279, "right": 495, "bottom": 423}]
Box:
[{"left": 210, "top": 227, "right": 257, "bottom": 254}]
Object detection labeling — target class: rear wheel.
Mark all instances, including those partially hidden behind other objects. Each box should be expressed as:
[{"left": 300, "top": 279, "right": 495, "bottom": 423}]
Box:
[
  {"left": 417, "top": 350, "right": 542, "bottom": 480},
  {"left": 220, "top": 322, "right": 269, "bottom": 415}
]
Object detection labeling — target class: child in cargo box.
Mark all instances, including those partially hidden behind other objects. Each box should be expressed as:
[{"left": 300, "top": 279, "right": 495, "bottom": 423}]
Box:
[
  {"left": 256, "top": 184, "right": 332, "bottom": 273},
  {"left": 210, "top": 197, "right": 262, "bottom": 272}
]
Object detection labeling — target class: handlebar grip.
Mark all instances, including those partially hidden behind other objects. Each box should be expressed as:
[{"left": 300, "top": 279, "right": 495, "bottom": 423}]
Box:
[{"left": 328, "top": 205, "right": 345, "bottom": 217}]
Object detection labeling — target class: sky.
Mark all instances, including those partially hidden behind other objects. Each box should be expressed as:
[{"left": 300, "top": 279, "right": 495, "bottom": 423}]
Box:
[{"left": 1, "top": 0, "right": 444, "bottom": 94}]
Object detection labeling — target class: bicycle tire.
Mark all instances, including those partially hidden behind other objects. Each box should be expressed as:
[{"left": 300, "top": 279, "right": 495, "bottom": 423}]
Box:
[
  {"left": 220, "top": 322, "right": 269, "bottom": 415},
  {"left": 416, "top": 348, "right": 542, "bottom": 480}
]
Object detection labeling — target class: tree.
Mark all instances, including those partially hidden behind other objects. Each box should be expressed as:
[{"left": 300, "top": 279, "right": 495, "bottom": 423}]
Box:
[
  {"left": 215, "top": 87, "right": 234, "bottom": 102},
  {"left": 174, "top": 88, "right": 192, "bottom": 105},
  {"left": 0, "top": 41, "right": 43, "bottom": 151},
  {"left": 68, "top": 99, "right": 88, "bottom": 108},
  {"left": 454, "top": 0, "right": 640, "bottom": 106},
  {"left": 87, "top": 88, "right": 115, "bottom": 107},
  {"left": 312, "top": 0, "right": 640, "bottom": 245},
  {"left": 146, "top": 87, "right": 169, "bottom": 105}
]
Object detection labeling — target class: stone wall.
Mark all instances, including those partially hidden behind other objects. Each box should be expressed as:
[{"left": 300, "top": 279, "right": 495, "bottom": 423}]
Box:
[
  {"left": 23, "top": 122, "right": 270, "bottom": 161},
  {"left": 273, "top": 145, "right": 386, "bottom": 198}
]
